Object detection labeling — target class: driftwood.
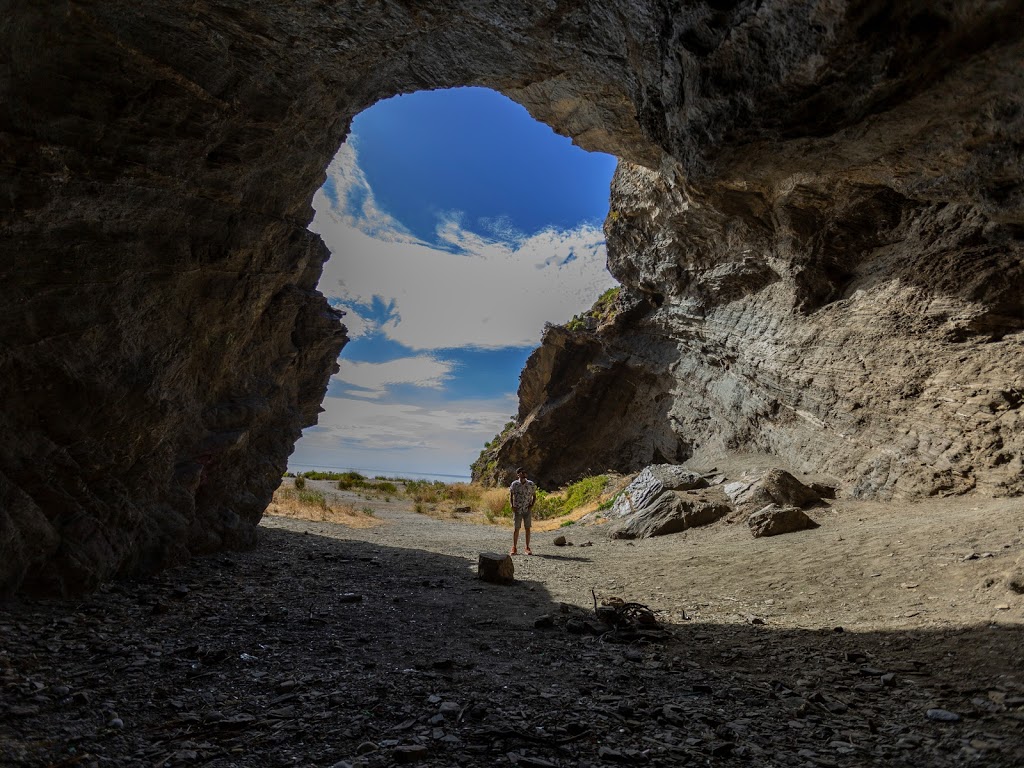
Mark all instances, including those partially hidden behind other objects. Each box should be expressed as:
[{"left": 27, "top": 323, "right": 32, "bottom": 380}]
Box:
[{"left": 591, "top": 588, "right": 670, "bottom": 643}]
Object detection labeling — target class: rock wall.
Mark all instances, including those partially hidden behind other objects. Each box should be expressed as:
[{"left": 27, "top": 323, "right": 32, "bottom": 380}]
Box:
[
  {"left": 3, "top": 1, "right": 1022, "bottom": 593},
  {"left": 485, "top": 19, "right": 1024, "bottom": 494}
]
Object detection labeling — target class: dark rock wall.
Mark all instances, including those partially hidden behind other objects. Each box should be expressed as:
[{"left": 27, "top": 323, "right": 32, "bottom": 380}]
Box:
[{"left": 2, "top": 0, "right": 1022, "bottom": 593}]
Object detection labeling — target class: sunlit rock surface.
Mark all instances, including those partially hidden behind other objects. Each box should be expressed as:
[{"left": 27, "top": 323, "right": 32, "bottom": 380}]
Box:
[{"left": 3, "top": 0, "right": 1022, "bottom": 593}]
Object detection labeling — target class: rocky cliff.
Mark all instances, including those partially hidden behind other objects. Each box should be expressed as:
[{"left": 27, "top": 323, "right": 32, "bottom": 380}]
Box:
[{"left": 2, "top": 1, "right": 1022, "bottom": 594}]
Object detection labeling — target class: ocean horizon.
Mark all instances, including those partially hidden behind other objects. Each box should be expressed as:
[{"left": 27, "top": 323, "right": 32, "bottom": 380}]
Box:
[{"left": 287, "top": 463, "right": 472, "bottom": 484}]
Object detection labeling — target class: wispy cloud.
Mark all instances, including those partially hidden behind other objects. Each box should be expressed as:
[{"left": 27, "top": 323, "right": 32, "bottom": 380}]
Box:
[
  {"left": 289, "top": 394, "right": 518, "bottom": 474},
  {"left": 310, "top": 145, "right": 616, "bottom": 351},
  {"left": 334, "top": 356, "right": 454, "bottom": 399}
]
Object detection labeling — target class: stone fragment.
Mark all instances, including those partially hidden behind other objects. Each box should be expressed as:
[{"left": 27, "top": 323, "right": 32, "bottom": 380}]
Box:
[
  {"left": 553, "top": 535, "right": 567, "bottom": 546},
  {"left": 748, "top": 505, "right": 820, "bottom": 538},
  {"left": 477, "top": 553, "right": 514, "bottom": 584},
  {"left": 926, "top": 708, "right": 961, "bottom": 722}
]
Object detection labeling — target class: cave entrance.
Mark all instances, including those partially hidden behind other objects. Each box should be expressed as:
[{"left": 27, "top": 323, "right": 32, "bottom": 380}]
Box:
[{"left": 288, "top": 87, "right": 619, "bottom": 481}]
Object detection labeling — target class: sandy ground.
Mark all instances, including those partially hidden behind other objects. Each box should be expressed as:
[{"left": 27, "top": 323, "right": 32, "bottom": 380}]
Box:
[{"left": 2, "top": 481, "right": 1023, "bottom": 767}]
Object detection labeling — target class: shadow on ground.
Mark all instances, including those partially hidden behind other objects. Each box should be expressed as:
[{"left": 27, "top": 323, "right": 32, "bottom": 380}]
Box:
[{"left": 1, "top": 525, "right": 1022, "bottom": 767}]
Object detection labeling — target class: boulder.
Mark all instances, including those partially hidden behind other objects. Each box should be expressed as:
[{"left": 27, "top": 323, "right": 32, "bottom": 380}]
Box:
[
  {"left": 725, "top": 470, "right": 822, "bottom": 510},
  {"left": 610, "top": 491, "right": 730, "bottom": 540},
  {"left": 748, "top": 505, "right": 820, "bottom": 538},
  {"left": 477, "top": 553, "right": 514, "bottom": 584},
  {"left": 610, "top": 465, "right": 709, "bottom": 520}
]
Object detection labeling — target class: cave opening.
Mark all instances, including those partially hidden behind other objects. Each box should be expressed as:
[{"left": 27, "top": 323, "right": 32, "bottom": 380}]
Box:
[{"left": 288, "top": 87, "right": 620, "bottom": 482}]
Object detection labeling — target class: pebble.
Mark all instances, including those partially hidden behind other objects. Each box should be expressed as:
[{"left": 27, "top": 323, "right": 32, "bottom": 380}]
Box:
[
  {"left": 925, "top": 708, "right": 961, "bottom": 722},
  {"left": 107, "top": 717, "right": 124, "bottom": 729},
  {"left": 438, "top": 701, "right": 460, "bottom": 716}
]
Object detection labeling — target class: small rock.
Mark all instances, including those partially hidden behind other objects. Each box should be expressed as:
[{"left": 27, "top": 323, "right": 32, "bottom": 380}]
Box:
[
  {"left": 438, "top": 701, "right": 460, "bottom": 716},
  {"left": 534, "top": 614, "right": 555, "bottom": 629},
  {"left": 107, "top": 717, "right": 124, "bottom": 729},
  {"left": 338, "top": 593, "right": 363, "bottom": 603},
  {"left": 8, "top": 705, "right": 40, "bottom": 717},
  {"left": 743, "top": 613, "right": 765, "bottom": 625},
  {"left": 477, "top": 553, "right": 514, "bottom": 584},
  {"left": 553, "top": 535, "right": 567, "bottom": 546},
  {"left": 393, "top": 744, "right": 429, "bottom": 763},
  {"left": 356, "top": 742, "right": 378, "bottom": 754},
  {"left": 926, "top": 708, "right": 961, "bottom": 722}
]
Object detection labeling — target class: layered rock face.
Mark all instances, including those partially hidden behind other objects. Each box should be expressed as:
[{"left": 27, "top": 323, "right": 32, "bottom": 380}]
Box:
[
  {"left": 482, "top": 4, "right": 1024, "bottom": 496},
  {"left": 3, "top": 1, "right": 1022, "bottom": 593}
]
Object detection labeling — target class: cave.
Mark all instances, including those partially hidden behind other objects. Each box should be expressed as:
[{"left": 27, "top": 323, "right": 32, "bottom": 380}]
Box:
[{"left": 2, "top": 0, "right": 1022, "bottom": 596}]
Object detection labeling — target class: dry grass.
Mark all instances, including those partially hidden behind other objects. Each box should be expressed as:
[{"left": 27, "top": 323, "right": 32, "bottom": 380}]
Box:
[{"left": 266, "top": 488, "right": 384, "bottom": 529}]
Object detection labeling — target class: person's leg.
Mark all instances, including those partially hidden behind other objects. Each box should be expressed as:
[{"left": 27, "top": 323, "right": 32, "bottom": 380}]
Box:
[
  {"left": 511, "top": 508, "right": 520, "bottom": 554},
  {"left": 524, "top": 525, "right": 532, "bottom": 555},
  {"left": 524, "top": 509, "right": 533, "bottom": 554}
]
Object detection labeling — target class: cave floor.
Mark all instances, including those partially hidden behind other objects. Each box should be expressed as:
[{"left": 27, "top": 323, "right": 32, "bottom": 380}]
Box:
[{"left": 2, "top": 492, "right": 1023, "bottom": 767}]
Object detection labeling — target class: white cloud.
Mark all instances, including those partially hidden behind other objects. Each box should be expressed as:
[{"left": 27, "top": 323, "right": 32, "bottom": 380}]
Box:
[
  {"left": 336, "top": 356, "right": 454, "bottom": 398},
  {"left": 289, "top": 394, "right": 518, "bottom": 477},
  {"left": 310, "top": 145, "right": 617, "bottom": 351}
]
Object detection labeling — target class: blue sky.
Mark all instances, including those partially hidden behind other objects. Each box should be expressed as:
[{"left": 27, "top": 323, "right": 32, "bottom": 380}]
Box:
[{"left": 290, "top": 87, "right": 618, "bottom": 480}]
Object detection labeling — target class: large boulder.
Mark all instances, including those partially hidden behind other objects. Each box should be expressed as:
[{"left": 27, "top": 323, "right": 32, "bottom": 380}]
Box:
[
  {"left": 748, "top": 505, "right": 821, "bottom": 538},
  {"left": 725, "top": 470, "right": 822, "bottom": 511},
  {"left": 610, "top": 491, "right": 730, "bottom": 540},
  {"left": 609, "top": 465, "right": 709, "bottom": 520}
]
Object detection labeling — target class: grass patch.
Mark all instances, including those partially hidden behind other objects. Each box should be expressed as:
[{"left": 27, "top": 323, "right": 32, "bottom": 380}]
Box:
[{"left": 268, "top": 487, "right": 382, "bottom": 528}]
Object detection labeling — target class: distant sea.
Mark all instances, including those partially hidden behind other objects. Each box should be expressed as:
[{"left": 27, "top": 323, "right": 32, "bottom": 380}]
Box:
[{"left": 288, "top": 463, "right": 472, "bottom": 484}]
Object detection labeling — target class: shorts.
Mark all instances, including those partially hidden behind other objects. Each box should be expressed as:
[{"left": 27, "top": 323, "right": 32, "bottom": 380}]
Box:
[{"left": 513, "top": 506, "right": 532, "bottom": 530}]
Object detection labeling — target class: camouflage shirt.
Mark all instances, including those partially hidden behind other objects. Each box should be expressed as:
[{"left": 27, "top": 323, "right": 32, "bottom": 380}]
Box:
[{"left": 509, "top": 478, "right": 537, "bottom": 510}]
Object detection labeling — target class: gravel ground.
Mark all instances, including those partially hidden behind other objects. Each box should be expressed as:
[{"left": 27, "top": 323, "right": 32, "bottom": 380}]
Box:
[{"left": 2, "top": 489, "right": 1023, "bottom": 767}]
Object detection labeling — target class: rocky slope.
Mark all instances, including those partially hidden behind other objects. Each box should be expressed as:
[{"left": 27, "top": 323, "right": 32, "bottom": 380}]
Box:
[{"left": 2, "top": 1, "right": 1022, "bottom": 593}]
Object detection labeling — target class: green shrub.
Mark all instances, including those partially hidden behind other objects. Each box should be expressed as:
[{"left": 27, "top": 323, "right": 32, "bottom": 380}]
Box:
[
  {"left": 294, "top": 475, "right": 306, "bottom": 490},
  {"left": 374, "top": 481, "right": 398, "bottom": 495},
  {"left": 297, "top": 488, "right": 327, "bottom": 509},
  {"left": 337, "top": 471, "right": 369, "bottom": 490}
]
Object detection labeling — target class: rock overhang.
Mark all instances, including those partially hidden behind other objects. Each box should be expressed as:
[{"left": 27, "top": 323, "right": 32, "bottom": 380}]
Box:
[{"left": 2, "top": 0, "right": 1023, "bottom": 594}]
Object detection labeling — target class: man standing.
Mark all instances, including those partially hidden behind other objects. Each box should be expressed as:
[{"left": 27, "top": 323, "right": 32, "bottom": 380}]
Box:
[{"left": 509, "top": 467, "right": 537, "bottom": 555}]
